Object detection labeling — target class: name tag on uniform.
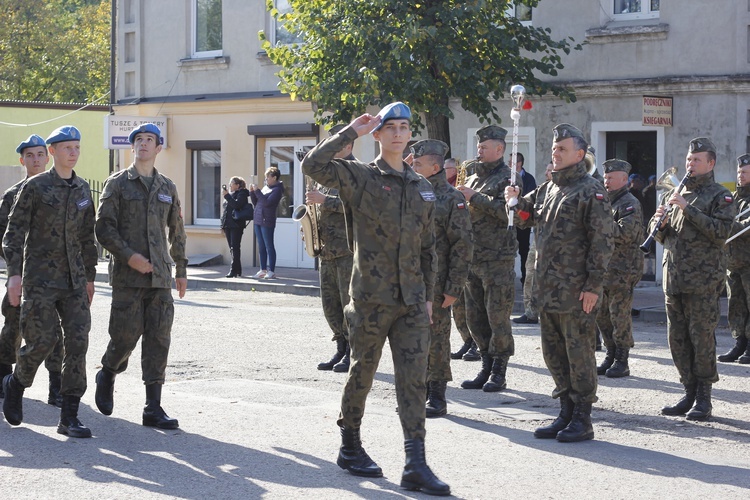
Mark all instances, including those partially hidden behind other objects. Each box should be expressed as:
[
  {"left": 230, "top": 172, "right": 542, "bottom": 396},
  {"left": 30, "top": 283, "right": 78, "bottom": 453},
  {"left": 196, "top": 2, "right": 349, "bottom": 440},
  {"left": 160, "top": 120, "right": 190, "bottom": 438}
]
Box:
[
  {"left": 77, "top": 198, "right": 91, "bottom": 210},
  {"left": 420, "top": 190, "right": 436, "bottom": 201},
  {"left": 158, "top": 193, "right": 173, "bottom": 204}
]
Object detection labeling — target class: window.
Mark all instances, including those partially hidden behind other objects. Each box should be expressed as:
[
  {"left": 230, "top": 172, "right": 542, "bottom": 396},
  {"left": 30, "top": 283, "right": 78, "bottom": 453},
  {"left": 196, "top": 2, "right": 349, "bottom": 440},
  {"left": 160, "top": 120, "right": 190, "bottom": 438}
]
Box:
[
  {"left": 191, "top": 147, "right": 222, "bottom": 225},
  {"left": 269, "top": 0, "right": 303, "bottom": 46},
  {"left": 192, "top": 0, "right": 222, "bottom": 57},
  {"left": 505, "top": 2, "right": 532, "bottom": 25},
  {"left": 612, "top": 0, "right": 659, "bottom": 20}
]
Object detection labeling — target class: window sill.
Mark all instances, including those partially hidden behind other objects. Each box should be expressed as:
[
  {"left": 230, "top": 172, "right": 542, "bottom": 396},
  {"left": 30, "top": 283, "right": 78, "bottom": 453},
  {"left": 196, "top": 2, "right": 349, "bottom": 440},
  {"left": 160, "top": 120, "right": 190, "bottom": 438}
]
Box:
[
  {"left": 177, "top": 56, "right": 230, "bottom": 71},
  {"left": 585, "top": 22, "right": 669, "bottom": 44}
]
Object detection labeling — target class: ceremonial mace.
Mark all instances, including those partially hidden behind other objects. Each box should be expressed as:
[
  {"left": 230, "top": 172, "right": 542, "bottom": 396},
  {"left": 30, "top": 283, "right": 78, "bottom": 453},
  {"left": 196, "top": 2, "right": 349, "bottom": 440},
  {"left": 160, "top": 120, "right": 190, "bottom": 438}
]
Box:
[{"left": 507, "top": 84, "right": 526, "bottom": 229}]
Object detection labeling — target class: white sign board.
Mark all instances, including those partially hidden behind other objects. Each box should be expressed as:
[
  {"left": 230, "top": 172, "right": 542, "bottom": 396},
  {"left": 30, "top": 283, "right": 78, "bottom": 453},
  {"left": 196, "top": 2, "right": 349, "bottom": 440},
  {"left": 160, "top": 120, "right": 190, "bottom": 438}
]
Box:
[
  {"left": 642, "top": 96, "right": 672, "bottom": 127},
  {"left": 104, "top": 115, "right": 168, "bottom": 149}
]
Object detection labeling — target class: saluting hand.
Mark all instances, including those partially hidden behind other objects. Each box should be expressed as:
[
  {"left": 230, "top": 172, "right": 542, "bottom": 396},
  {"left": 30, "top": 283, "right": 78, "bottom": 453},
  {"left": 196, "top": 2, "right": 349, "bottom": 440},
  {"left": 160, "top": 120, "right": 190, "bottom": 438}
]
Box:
[
  {"left": 128, "top": 253, "right": 154, "bottom": 274},
  {"left": 350, "top": 114, "right": 381, "bottom": 137}
]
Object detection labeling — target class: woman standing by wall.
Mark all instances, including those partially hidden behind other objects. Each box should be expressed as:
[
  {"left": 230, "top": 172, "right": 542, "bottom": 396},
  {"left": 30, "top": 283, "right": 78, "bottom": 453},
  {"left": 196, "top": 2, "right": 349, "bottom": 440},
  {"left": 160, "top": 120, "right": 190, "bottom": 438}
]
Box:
[
  {"left": 249, "top": 167, "right": 284, "bottom": 279},
  {"left": 221, "top": 176, "right": 251, "bottom": 278}
]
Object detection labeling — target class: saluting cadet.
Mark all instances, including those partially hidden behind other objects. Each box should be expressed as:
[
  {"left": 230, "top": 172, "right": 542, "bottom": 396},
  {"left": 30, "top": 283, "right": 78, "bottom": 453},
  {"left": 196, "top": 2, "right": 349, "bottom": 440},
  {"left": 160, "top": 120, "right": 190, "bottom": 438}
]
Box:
[
  {"left": 596, "top": 159, "right": 644, "bottom": 378},
  {"left": 94, "top": 123, "right": 187, "bottom": 430},
  {"left": 457, "top": 125, "right": 517, "bottom": 393},
  {"left": 302, "top": 103, "right": 450, "bottom": 496},
  {"left": 651, "top": 137, "right": 735, "bottom": 421},
  {"left": 507, "top": 123, "right": 614, "bottom": 442},
  {"left": 311, "top": 124, "right": 355, "bottom": 374},
  {"left": 2, "top": 126, "right": 97, "bottom": 438},
  {"left": 410, "top": 139, "right": 473, "bottom": 418},
  {"left": 721, "top": 154, "right": 750, "bottom": 363},
  {"left": 0, "top": 135, "right": 64, "bottom": 406}
]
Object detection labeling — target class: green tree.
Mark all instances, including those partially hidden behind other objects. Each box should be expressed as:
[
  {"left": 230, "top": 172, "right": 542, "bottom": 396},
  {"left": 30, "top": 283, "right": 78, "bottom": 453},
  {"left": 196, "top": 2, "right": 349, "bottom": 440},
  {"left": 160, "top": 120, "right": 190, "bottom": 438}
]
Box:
[
  {"left": 260, "top": 0, "right": 581, "bottom": 149},
  {"left": 0, "top": 0, "right": 110, "bottom": 103}
]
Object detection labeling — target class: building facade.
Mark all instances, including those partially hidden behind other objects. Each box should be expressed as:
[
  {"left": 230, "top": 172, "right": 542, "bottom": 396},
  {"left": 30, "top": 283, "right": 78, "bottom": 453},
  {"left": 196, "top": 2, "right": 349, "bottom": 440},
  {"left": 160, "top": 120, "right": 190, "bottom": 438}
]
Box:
[{"left": 113, "top": 0, "right": 750, "bottom": 281}]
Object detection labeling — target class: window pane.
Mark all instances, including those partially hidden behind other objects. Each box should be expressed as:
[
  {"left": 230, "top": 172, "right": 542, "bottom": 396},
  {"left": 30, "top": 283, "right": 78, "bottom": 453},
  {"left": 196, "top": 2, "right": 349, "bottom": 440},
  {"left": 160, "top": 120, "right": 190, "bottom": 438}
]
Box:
[
  {"left": 195, "top": 150, "right": 222, "bottom": 219},
  {"left": 274, "top": 0, "right": 303, "bottom": 45},
  {"left": 196, "top": 0, "right": 222, "bottom": 53},
  {"left": 268, "top": 146, "right": 295, "bottom": 218},
  {"left": 651, "top": 0, "right": 659, "bottom": 11},
  {"left": 515, "top": 4, "right": 532, "bottom": 22},
  {"left": 614, "top": 0, "right": 641, "bottom": 14}
]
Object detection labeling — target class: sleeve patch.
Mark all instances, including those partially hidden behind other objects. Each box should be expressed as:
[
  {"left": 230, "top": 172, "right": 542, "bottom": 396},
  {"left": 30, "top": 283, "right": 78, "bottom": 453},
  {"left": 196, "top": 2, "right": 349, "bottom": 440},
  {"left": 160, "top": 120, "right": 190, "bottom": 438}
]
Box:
[
  {"left": 625, "top": 205, "right": 634, "bottom": 212},
  {"left": 725, "top": 195, "right": 734, "bottom": 203},
  {"left": 519, "top": 210, "right": 530, "bottom": 221},
  {"left": 456, "top": 202, "right": 466, "bottom": 209},
  {"left": 595, "top": 193, "right": 604, "bottom": 201}
]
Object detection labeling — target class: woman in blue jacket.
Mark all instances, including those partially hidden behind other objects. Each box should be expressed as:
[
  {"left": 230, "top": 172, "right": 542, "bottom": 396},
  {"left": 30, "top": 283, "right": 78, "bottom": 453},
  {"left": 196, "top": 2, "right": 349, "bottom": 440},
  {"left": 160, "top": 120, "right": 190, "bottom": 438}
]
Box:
[
  {"left": 249, "top": 167, "right": 284, "bottom": 279},
  {"left": 221, "top": 176, "right": 251, "bottom": 277}
]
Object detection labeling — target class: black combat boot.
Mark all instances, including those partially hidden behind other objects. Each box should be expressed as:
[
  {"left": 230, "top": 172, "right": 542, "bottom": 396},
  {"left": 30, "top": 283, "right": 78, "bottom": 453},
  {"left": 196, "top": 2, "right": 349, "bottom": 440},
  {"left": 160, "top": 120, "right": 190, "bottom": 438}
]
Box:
[
  {"left": 400, "top": 438, "right": 451, "bottom": 496},
  {"left": 450, "top": 341, "right": 471, "bottom": 360},
  {"left": 318, "top": 339, "right": 346, "bottom": 370},
  {"left": 2, "top": 373, "right": 25, "bottom": 426},
  {"left": 57, "top": 395, "right": 92, "bottom": 438},
  {"left": 0, "top": 363, "right": 12, "bottom": 398},
  {"left": 661, "top": 383, "right": 697, "bottom": 416},
  {"left": 718, "top": 337, "right": 747, "bottom": 362},
  {"left": 333, "top": 344, "right": 351, "bottom": 373},
  {"left": 534, "top": 395, "right": 574, "bottom": 439},
  {"left": 596, "top": 347, "right": 615, "bottom": 375},
  {"left": 556, "top": 402, "right": 594, "bottom": 442},
  {"left": 462, "top": 341, "right": 481, "bottom": 361},
  {"left": 739, "top": 343, "right": 750, "bottom": 364},
  {"left": 460, "top": 353, "right": 492, "bottom": 389},
  {"left": 143, "top": 384, "right": 180, "bottom": 429},
  {"left": 605, "top": 348, "right": 630, "bottom": 378},
  {"left": 425, "top": 381, "right": 447, "bottom": 418},
  {"left": 482, "top": 355, "right": 508, "bottom": 392},
  {"left": 95, "top": 367, "right": 116, "bottom": 416},
  {"left": 47, "top": 370, "right": 63, "bottom": 407},
  {"left": 337, "top": 426, "right": 383, "bottom": 477},
  {"left": 685, "top": 382, "right": 712, "bottom": 421}
]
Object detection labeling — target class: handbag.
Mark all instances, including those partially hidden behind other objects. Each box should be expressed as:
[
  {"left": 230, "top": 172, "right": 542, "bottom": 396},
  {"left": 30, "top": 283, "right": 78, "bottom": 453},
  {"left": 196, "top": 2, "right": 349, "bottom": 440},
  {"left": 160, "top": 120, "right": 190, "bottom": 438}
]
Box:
[{"left": 232, "top": 203, "right": 254, "bottom": 223}]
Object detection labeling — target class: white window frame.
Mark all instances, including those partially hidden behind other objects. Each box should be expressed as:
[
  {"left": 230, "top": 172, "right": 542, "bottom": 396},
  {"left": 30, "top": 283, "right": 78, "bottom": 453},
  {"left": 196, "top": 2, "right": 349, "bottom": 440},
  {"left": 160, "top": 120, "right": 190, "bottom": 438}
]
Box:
[
  {"left": 191, "top": 0, "right": 223, "bottom": 58},
  {"left": 504, "top": 3, "right": 532, "bottom": 26},
  {"left": 267, "top": 0, "right": 303, "bottom": 46},
  {"left": 192, "top": 149, "right": 222, "bottom": 226},
  {"left": 466, "top": 126, "right": 536, "bottom": 178},
  {"left": 611, "top": 1, "right": 660, "bottom": 21}
]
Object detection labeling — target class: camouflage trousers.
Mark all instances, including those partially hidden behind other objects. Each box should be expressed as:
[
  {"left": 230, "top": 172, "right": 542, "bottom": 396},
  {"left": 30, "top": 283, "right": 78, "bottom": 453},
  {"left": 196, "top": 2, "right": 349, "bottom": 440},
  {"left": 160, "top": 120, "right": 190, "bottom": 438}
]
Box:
[
  {"left": 522, "top": 238, "right": 538, "bottom": 320},
  {"left": 665, "top": 292, "right": 719, "bottom": 385},
  {"left": 101, "top": 287, "right": 174, "bottom": 385},
  {"left": 452, "top": 290, "right": 472, "bottom": 344},
  {"left": 465, "top": 262, "right": 515, "bottom": 357},
  {"left": 540, "top": 308, "right": 598, "bottom": 404},
  {"left": 727, "top": 268, "right": 750, "bottom": 341},
  {"left": 14, "top": 285, "right": 90, "bottom": 397},
  {"left": 0, "top": 290, "right": 63, "bottom": 371},
  {"left": 427, "top": 296, "right": 452, "bottom": 382},
  {"left": 596, "top": 281, "right": 636, "bottom": 350},
  {"left": 339, "top": 300, "right": 429, "bottom": 441},
  {"left": 319, "top": 254, "right": 353, "bottom": 342}
]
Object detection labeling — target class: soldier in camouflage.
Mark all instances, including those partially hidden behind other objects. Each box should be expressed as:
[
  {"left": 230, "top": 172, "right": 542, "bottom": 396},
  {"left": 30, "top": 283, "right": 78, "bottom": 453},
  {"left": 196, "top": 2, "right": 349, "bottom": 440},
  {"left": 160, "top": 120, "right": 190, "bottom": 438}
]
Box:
[
  {"left": 0, "top": 135, "right": 64, "bottom": 406},
  {"left": 2, "top": 126, "right": 97, "bottom": 438},
  {"left": 507, "top": 123, "right": 614, "bottom": 442},
  {"left": 651, "top": 137, "right": 735, "bottom": 421},
  {"left": 450, "top": 292, "right": 480, "bottom": 361},
  {"left": 301, "top": 102, "right": 449, "bottom": 496},
  {"left": 596, "top": 159, "right": 644, "bottom": 378},
  {"left": 457, "top": 125, "right": 517, "bottom": 393},
  {"left": 94, "top": 123, "right": 187, "bottom": 430},
  {"left": 721, "top": 154, "right": 750, "bottom": 364},
  {"left": 310, "top": 124, "right": 355, "bottom": 373},
  {"left": 410, "top": 139, "right": 473, "bottom": 418}
]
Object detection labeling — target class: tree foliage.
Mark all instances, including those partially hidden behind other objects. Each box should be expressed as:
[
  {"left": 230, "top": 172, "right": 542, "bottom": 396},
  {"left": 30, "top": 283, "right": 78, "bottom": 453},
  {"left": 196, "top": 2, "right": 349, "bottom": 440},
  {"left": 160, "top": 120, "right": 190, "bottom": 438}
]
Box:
[
  {"left": 0, "top": 0, "right": 110, "bottom": 103},
  {"left": 260, "top": 0, "right": 581, "bottom": 147}
]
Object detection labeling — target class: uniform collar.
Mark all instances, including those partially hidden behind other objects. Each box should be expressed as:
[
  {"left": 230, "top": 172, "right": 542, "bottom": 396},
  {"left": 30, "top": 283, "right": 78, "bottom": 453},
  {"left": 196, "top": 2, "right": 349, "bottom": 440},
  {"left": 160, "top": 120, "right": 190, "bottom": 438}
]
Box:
[
  {"left": 736, "top": 185, "right": 750, "bottom": 197},
  {"left": 609, "top": 185, "right": 629, "bottom": 202},
  {"left": 551, "top": 161, "right": 588, "bottom": 187},
  {"left": 374, "top": 158, "right": 423, "bottom": 183},
  {"left": 475, "top": 158, "right": 504, "bottom": 176},
  {"left": 685, "top": 170, "right": 715, "bottom": 190}
]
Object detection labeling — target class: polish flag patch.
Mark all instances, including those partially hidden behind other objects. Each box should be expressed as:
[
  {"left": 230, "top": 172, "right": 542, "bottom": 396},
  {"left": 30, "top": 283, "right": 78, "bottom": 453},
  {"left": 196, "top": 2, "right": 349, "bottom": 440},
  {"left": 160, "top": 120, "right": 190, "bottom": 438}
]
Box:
[
  {"left": 725, "top": 195, "right": 734, "bottom": 203},
  {"left": 595, "top": 193, "right": 604, "bottom": 200},
  {"left": 457, "top": 202, "right": 466, "bottom": 209},
  {"left": 625, "top": 205, "right": 634, "bottom": 212}
]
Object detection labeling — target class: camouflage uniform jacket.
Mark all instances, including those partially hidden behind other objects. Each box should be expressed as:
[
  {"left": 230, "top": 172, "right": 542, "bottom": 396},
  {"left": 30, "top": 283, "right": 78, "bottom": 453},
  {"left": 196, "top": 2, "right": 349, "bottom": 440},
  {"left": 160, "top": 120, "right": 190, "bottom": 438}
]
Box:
[
  {"left": 651, "top": 171, "right": 735, "bottom": 295},
  {"left": 728, "top": 186, "right": 750, "bottom": 271},
  {"left": 96, "top": 164, "right": 188, "bottom": 289},
  {"left": 465, "top": 158, "right": 517, "bottom": 264},
  {"left": 0, "top": 178, "right": 25, "bottom": 261},
  {"left": 605, "top": 186, "right": 644, "bottom": 286},
  {"left": 515, "top": 161, "right": 614, "bottom": 313},
  {"left": 301, "top": 127, "right": 437, "bottom": 306},
  {"left": 316, "top": 182, "right": 353, "bottom": 261},
  {"left": 427, "top": 170, "right": 473, "bottom": 300},
  {"left": 2, "top": 167, "right": 97, "bottom": 289}
]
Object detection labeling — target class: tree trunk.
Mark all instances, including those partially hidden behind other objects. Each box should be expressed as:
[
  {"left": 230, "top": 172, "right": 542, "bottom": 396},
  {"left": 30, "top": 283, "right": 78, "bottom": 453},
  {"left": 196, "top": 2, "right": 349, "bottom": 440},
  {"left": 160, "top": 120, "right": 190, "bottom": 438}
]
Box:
[{"left": 425, "top": 110, "right": 452, "bottom": 158}]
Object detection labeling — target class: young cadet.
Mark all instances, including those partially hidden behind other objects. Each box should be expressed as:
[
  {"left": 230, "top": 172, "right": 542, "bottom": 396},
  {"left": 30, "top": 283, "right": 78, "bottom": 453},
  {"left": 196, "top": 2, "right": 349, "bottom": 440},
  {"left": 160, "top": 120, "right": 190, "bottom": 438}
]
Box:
[{"left": 301, "top": 103, "right": 450, "bottom": 496}]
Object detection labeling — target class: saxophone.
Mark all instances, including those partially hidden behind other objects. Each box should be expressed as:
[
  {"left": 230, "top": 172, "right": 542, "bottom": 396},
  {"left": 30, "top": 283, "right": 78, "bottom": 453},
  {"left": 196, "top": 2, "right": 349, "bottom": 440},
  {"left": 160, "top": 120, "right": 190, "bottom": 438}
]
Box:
[
  {"left": 456, "top": 162, "right": 468, "bottom": 187},
  {"left": 292, "top": 176, "right": 322, "bottom": 257}
]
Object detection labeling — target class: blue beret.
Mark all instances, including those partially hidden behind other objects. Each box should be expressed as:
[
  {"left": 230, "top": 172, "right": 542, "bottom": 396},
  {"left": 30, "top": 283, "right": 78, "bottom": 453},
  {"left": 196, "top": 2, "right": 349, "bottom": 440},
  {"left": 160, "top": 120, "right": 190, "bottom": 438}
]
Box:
[
  {"left": 128, "top": 123, "right": 162, "bottom": 144},
  {"left": 374, "top": 102, "right": 411, "bottom": 132},
  {"left": 16, "top": 134, "right": 46, "bottom": 154},
  {"left": 46, "top": 125, "right": 81, "bottom": 145}
]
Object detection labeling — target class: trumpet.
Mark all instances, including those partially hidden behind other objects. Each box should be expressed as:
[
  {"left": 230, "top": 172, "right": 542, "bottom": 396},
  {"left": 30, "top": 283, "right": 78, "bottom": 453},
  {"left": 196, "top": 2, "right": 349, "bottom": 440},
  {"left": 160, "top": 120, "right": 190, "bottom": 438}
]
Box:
[{"left": 640, "top": 167, "right": 690, "bottom": 253}]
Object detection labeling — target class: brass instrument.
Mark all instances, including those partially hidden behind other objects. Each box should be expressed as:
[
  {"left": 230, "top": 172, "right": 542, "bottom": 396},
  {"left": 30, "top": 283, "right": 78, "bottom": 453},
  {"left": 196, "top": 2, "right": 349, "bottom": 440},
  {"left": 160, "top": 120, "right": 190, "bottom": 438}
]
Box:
[
  {"left": 640, "top": 166, "right": 690, "bottom": 253},
  {"left": 724, "top": 206, "right": 750, "bottom": 245},
  {"left": 293, "top": 175, "right": 322, "bottom": 257},
  {"left": 584, "top": 147, "right": 597, "bottom": 176},
  {"left": 456, "top": 162, "right": 468, "bottom": 187}
]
